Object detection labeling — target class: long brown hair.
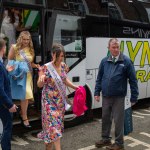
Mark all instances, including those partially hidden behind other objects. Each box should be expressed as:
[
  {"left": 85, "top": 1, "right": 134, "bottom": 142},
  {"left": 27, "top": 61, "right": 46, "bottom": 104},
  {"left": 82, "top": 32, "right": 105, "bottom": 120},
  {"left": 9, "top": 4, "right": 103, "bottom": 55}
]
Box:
[{"left": 16, "top": 31, "right": 34, "bottom": 56}]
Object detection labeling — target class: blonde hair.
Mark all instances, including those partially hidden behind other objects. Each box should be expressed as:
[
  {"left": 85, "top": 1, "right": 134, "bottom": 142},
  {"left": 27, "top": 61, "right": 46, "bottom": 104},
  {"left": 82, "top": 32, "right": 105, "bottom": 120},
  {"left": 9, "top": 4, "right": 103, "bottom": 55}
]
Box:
[{"left": 16, "top": 31, "right": 34, "bottom": 56}]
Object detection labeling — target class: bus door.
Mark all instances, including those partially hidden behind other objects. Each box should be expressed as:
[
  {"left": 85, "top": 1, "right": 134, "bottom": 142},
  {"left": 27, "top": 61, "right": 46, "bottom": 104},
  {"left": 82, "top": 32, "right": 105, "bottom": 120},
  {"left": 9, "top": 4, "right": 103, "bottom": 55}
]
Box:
[
  {"left": 83, "top": 13, "right": 110, "bottom": 108},
  {"left": 45, "top": 10, "right": 86, "bottom": 108},
  {"left": 1, "top": 0, "right": 46, "bottom": 122}
]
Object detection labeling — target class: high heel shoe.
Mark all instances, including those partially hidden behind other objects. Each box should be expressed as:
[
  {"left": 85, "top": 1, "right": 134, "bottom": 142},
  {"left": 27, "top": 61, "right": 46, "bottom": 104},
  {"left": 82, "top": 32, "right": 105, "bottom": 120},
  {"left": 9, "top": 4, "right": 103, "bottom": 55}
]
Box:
[{"left": 21, "top": 118, "right": 32, "bottom": 129}]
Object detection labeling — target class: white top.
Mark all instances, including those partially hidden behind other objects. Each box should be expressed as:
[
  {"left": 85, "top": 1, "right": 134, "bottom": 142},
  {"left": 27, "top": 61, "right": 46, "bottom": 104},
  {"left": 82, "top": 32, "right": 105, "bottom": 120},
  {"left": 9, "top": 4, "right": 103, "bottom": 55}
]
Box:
[{"left": 1, "top": 16, "right": 16, "bottom": 49}]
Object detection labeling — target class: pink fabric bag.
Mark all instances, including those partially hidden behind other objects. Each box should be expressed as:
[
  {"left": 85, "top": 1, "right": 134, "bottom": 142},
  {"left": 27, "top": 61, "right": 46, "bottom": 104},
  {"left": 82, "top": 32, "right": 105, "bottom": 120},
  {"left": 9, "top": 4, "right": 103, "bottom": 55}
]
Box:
[{"left": 73, "top": 86, "right": 88, "bottom": 116}]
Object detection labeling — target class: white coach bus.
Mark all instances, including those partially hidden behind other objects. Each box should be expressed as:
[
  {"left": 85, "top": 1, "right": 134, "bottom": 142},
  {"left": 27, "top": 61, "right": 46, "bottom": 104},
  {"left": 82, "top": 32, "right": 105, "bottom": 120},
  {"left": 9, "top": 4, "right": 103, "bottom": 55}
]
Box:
[{"left": 0, "top": 0, "right": 150, "bottom": 125}]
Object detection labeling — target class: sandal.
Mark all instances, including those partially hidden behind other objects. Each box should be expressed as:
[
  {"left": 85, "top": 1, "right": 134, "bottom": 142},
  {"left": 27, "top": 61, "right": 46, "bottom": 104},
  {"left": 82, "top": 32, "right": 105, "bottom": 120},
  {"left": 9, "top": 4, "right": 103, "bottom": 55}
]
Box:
[{"left": 21, "top": 118, "right": 32, "bottom": 128}]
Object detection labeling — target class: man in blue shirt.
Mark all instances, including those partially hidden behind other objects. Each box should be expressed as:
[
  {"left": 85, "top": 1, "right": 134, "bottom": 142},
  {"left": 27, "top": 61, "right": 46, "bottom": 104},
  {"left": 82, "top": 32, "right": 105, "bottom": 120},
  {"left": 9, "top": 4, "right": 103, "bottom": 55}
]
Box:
[
  {"left": 94, "top": 38, "right": 139, "bottom": 150},
  {"left": 0, "top": 38, "right": 17, "bottom": 150}
]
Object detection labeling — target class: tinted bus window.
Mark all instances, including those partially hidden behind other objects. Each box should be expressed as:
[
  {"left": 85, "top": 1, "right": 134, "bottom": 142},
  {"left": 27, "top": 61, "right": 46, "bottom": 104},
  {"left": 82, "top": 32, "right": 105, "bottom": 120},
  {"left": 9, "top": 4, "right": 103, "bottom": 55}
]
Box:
[
  {"left": 113, "top": 0, "right": 150, "bottom": 23},
  {"left": 4, "top": 0, "right": 44, "bottom": 5},
  {"left": 52, "top": 14, "right": 83, "bottom": 67},
  {"left": 47, "top": 0, "right": 85, "bottom": 16},
  {"left": 85, "top": 0, "right": 108, "bottom": 15}
]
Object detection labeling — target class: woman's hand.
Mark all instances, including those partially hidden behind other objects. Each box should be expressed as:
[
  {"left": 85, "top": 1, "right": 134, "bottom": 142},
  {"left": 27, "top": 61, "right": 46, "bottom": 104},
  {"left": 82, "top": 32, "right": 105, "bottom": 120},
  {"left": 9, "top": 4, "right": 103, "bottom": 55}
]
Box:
[
  {"left": 35, "top": 64, "right": 40, "bottom": 69},
  {"left": 31, "top": 62, "right": 40, "bottom": 69},
  {"left": 64, "top": 64, "right": 69, "bottom": 73},
  {"left": 39, "top": 74, "right": 46, "bottom": 83},
  {"left": 37, "top": 73, "right": 46, "bottom": 88}
]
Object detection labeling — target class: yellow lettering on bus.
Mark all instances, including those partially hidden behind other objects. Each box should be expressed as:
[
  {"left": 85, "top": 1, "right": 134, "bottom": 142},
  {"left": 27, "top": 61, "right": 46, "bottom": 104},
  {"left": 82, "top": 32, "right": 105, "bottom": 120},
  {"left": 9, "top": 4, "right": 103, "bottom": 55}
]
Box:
[
  {"left": 127, "top": 41, "right": 142, "bottom": 63},
  {"left": 141, "top": 41, "right": 150, "bottom": 67},
  {"left": 145, "top": 71, "right": 150, "bottom": 82},
  {"left": 136, "top": 70, "right": 146, "bottom": 82},
  {"left": 120, "top": 41, "right": 124, "bottom": 53}
]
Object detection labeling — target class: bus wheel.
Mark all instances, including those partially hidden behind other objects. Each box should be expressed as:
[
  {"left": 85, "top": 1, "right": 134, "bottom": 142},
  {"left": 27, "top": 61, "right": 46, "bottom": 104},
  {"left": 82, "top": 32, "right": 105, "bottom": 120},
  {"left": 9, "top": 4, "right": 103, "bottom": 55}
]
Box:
[{"left": 64, "top": 85, "right": 93, "bottom": 128}]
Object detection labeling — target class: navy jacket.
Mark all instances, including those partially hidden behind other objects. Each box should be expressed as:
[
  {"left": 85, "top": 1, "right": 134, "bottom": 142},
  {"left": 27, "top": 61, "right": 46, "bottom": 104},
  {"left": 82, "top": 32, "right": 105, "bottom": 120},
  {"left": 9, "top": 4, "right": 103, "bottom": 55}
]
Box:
[
  {"left": 94, "top": 53, "right": 139, "bottom": 103},
  {"left": 0, "top": 61, "right": 13, "bottom": 109}
]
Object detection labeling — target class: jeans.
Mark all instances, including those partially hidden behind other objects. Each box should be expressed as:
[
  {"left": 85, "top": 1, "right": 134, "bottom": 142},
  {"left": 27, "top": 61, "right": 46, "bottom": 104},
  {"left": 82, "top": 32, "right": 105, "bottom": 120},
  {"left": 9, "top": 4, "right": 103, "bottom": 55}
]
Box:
[{"left": 0, "top": 106, "right": 13, "bottom": 150}]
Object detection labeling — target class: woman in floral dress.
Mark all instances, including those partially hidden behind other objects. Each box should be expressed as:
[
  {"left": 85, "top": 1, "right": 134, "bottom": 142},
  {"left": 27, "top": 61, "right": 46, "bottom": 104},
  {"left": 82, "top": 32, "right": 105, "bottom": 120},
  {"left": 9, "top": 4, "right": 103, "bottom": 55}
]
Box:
[{"left": 37, "top": 43, "right": 78, "bottom": 150}]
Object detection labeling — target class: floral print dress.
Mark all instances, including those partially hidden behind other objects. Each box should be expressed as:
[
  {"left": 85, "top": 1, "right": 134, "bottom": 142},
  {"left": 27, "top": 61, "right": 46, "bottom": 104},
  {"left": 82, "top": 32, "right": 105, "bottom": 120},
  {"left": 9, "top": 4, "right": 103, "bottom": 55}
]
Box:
[{"left": 37, "top": 63, "right": 67, "bottom": 143}]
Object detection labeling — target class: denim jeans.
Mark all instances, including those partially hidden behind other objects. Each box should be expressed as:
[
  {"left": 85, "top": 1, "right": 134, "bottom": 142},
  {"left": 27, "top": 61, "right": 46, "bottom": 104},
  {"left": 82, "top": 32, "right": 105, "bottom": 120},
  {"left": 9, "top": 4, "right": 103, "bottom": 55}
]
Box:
[{"left": 0, "top": 107, "right": 13, "bottom": 150}]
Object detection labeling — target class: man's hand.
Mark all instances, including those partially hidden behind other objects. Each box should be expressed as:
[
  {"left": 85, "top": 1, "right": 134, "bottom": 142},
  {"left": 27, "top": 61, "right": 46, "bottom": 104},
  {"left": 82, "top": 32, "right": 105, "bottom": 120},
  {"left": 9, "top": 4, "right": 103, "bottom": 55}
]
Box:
[
  {"left": 94, "top": 96, "right": 100, "bottom": 102},
  {"left": 9, "top": 104, "right": 17, "bottom": 112}
]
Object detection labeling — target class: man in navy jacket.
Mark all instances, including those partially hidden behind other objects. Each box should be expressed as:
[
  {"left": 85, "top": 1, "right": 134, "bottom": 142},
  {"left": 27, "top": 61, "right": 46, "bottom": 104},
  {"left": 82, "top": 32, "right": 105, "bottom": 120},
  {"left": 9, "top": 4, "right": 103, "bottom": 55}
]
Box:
[
  {"left": 94, "top": 38, "right": 139, "bottom": 150},
  {"left": 0, "top": 38, "right": 17, "bottom": 150}
]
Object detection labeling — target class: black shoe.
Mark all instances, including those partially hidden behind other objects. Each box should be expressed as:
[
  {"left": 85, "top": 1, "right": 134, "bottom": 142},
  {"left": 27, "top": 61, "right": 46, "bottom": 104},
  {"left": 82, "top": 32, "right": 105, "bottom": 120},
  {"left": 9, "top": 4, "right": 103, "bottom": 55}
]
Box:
[
  {"left": 21, "top": 119, "right": 32, "bottom": 129},
  {"left": 95, "top": 139, "right": 112, "bottom": 148}
]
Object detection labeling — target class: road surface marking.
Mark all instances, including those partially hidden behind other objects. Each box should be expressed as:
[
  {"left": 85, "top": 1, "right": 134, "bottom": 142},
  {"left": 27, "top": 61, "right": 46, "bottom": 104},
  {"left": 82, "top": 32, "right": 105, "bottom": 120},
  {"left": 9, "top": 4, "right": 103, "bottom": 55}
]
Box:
[
  {"left": 140, "top": 132, "right": 150, "bottom": 138},
  {"left": 12, "top": 136, "right": 29, "bottom": 146},
  {"left": 78, "top": 145, "right": 96, "bottom": 150},
  {"left": 132, "top": 114, "right": 144, "bottom": 118},
  {"left": 143, "top": 109, "right": 150, "bottom": 113},
  {"left": 24, "top": 130, "right": 42, "bottom": 142},
  {"left": 124, "top": 136, "right": 150, "bottom": 149},
  {"left": 134, "top": 111, "right": 150, "bottom": 116}
]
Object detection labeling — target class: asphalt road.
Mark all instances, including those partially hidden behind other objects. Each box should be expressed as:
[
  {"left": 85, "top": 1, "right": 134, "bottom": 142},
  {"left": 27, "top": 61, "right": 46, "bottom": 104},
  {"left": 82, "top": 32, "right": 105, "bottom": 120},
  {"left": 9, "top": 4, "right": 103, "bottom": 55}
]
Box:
[{"left": 0, "top": 100, "right": 150, "bottom": 150}]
